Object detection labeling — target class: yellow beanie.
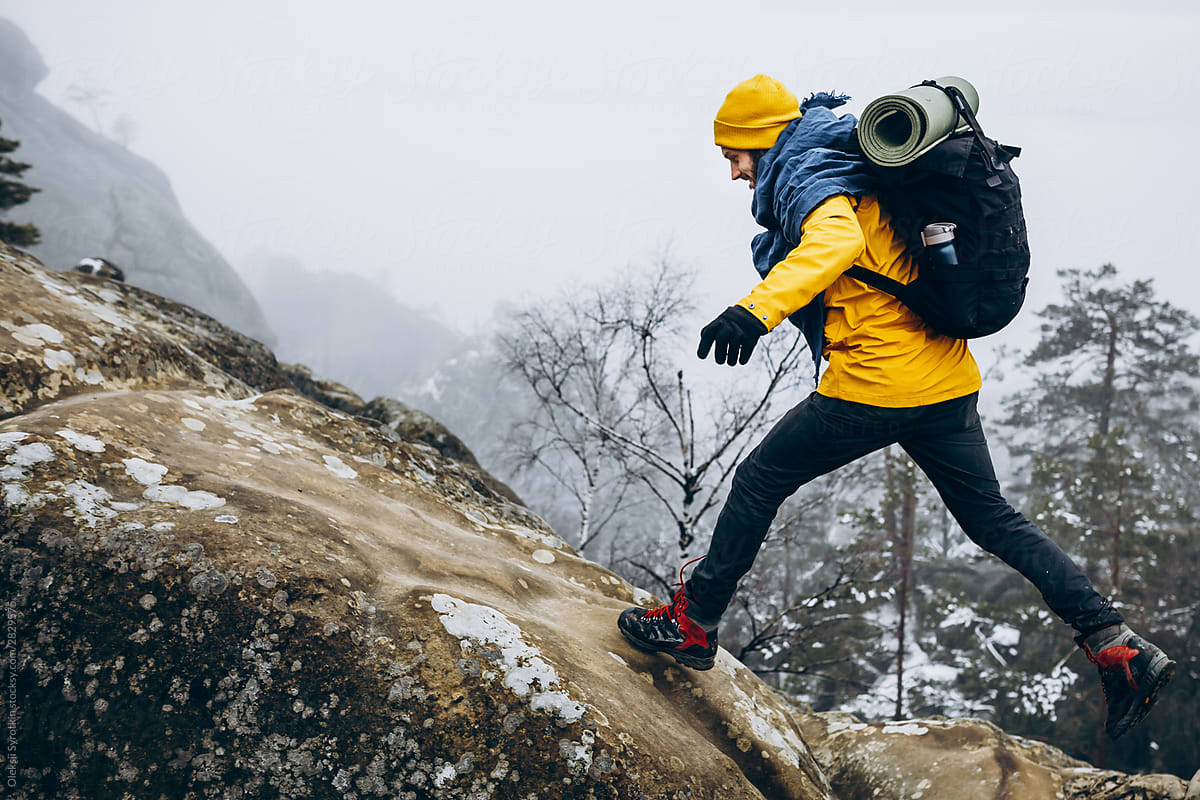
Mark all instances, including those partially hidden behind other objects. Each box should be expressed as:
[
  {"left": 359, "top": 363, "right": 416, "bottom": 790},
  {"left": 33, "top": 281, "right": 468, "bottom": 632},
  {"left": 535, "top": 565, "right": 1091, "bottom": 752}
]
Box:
[{"left": 714, "top": 74, "right": 802, "bottom": 150}]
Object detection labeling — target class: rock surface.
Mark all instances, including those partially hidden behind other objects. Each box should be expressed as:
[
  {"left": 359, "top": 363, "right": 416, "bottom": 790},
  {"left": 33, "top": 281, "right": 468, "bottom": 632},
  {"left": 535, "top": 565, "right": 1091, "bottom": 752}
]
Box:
[
  {"left": 0, "top": 252, "right": 291, "bottom": 420},
  {"left": 276, "top": 364, "right": 522, "bottom": 506},
  {"left": 361, "top": 396, "right": 481, "bottom": 470},
  {"left": 279, "top": 362, "right": 371, "bottom": 417},
  {"left": 797, "top": 709, "right": 1190, "bottom": 800},
  {"left": 0, "top": 17, "right": 275, "bottom": 345},
  {"left": 1, "top": 243, "right": 834, "bottom": 799}
]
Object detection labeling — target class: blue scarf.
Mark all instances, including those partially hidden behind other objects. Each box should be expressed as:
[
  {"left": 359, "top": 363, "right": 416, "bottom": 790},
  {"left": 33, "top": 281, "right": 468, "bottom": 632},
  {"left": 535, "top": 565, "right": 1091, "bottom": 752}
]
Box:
[{"left": 749, "top": 96, "right": 876, "bottom": 379}]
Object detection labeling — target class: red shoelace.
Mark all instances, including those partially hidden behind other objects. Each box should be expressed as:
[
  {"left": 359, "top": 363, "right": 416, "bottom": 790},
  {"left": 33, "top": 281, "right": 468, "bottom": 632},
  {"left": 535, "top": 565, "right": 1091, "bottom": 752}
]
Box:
[{"left": 642, "top": 556, "right": 705, "bottom": 621}]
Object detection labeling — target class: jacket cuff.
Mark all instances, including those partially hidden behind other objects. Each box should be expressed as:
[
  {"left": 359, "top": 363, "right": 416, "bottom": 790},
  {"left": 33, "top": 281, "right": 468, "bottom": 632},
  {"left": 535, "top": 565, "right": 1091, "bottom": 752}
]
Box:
[{"left": 736, "top": 299, "right": 778, "bottom": 331}]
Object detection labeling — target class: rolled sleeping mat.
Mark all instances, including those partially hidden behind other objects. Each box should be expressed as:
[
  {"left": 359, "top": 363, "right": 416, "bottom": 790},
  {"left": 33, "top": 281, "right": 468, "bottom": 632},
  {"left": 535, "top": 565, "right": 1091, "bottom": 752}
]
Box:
[{"left": 856, "top": 76, "right": 980, "bottom": 167}]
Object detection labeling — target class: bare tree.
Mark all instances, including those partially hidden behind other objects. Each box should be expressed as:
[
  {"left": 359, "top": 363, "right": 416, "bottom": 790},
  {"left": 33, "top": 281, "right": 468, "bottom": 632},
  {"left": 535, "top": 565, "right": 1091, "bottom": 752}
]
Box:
[
  {"left": 66, "top": 82, "right": 137, "bottom": 147},
  {"left": 66, "top": 83, "right": 111, "bottom": 135},
  {"left": 499, "top": 257, "right": 810, "bottom": 559},
  {"left": 503, "top": 369, "right": 642, "bottom": 554},
  {"left": 882, "top": 445, "right": 919, "bottom": 720}
]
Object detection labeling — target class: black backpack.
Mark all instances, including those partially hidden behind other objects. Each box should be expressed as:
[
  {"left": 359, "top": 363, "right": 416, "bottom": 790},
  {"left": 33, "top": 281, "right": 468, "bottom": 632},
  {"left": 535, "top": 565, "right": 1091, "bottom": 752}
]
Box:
[{"left": 848, "top": 82, "right": 1030, "bottom": 339}]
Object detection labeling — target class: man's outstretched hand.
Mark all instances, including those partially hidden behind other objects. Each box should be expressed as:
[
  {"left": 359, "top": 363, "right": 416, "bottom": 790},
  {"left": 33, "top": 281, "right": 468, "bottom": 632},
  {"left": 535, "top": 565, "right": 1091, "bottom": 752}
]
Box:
[{"left": 697, "top": 305, "right": 769, "bottom": 366}]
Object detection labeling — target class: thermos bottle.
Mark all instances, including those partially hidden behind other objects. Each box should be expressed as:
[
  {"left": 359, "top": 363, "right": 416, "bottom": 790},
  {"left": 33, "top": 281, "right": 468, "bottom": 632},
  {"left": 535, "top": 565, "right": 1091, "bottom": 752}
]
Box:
[{"left": 921, "top": 222, "right": 958, "bottom": 266}]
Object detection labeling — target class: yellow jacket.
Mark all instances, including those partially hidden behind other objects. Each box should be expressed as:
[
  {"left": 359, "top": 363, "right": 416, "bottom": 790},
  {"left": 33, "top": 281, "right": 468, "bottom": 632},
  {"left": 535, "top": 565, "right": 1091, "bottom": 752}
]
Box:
[{"left": 737, "top": 194, "right": 981, "bottom": 408}]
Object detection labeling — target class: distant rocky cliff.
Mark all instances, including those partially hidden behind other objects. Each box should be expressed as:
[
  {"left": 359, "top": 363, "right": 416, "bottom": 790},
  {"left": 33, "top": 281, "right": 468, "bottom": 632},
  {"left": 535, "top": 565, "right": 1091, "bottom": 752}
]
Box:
[
  {"left": 2, "top": 243, "right": 1193, "bottom": 800},
  {"left": 0, "top": 18, "right": 274, "bottom": 345},
  {"left": 240, "top": 252, "right": 464, "bottom": 403}
]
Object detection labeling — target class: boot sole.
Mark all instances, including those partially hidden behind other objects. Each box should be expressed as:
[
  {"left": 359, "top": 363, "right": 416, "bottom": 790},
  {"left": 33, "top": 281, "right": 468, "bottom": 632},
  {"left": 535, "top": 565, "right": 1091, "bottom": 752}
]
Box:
[
  {"left": 619, "top": 628, "right": 716, "bottom": 671},
  {"left": 1110, "top": 653, "right": 1176, "bottom": 739}
]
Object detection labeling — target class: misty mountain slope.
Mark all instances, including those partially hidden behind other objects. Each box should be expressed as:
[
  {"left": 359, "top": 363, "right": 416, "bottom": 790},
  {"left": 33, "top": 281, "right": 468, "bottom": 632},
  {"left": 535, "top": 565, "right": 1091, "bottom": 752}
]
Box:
[
  {"left": 0, "top": 18, "right": 274, "bottom": 345},
  {"left": 241, "top": 251, "right": 463, "bottom": 401}
]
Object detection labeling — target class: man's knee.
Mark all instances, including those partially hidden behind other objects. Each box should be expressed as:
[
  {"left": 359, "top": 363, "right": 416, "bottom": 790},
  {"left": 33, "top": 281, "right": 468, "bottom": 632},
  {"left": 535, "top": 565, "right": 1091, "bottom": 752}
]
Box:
[
  {"left": 729, "top": 456, "right": 766, "bottom": 498},
  {"left": 957, "top": 501, "right": 1038, "bottom": 550},
  {"left": 728, "top": 454, "right": 799, "bottom": 516}
]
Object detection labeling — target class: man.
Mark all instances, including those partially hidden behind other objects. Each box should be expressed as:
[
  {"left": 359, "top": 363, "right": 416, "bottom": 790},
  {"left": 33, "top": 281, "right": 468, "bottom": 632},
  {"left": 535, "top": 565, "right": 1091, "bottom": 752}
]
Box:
[{"left": 617, "top": 74, "right": 1174, "bottom": 740}]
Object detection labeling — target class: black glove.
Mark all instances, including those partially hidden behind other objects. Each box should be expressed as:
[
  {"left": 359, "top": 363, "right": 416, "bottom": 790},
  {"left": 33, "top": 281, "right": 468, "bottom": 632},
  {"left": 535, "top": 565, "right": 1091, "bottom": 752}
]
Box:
[{"left": 697, "top": 305, "right": 768, "bottom": 366}]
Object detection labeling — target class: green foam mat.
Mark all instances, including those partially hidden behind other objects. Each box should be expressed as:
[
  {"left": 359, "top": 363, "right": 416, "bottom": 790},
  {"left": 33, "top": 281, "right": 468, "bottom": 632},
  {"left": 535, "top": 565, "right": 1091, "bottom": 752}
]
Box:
[{"left": 857, "top": 76, "right": 980, "bottom": 166}]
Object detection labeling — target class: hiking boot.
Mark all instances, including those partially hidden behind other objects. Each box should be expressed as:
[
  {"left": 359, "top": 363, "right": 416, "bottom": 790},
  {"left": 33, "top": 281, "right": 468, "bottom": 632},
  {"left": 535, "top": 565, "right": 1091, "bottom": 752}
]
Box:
[
  {"left": 1076, "top": 623, "right": 1176, "bottom": 740},
  {"left": 618, "top": 561, "right": 717, "bottom": 671}
]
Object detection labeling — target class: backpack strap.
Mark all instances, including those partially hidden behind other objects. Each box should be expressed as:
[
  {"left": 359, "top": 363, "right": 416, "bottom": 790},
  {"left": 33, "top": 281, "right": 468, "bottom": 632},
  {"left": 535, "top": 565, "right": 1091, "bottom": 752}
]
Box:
[
  {"left": 920, "top": 80, "right": 1006, "bottom": 186},
  {"left": 845, "top": 263, "right": 955, "bottom": 336},
  {"left": 845, "top": 264, "right": 908, "bottom": 297}
]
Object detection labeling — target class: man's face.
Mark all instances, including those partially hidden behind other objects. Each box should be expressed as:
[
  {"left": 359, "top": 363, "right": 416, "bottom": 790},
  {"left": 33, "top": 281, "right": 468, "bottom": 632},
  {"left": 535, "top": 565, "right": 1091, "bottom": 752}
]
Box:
[{"left": 720, "top": 147, "right": 756, "bottom": 188}]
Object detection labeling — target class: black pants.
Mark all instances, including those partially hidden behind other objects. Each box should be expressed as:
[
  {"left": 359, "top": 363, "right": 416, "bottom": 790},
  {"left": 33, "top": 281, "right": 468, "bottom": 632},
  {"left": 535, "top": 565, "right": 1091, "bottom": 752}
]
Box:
[{"left": 685, "top": 391, "right": 1122, "bottom": 635}]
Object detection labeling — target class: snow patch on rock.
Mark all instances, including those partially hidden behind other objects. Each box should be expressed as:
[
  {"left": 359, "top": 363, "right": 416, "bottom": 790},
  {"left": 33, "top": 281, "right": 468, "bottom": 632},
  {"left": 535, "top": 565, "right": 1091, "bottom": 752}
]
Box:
[
  {"left": 63, "top": 480, "right": 118, "bottom": 525},
  {"left": 199, "top": 394, "right": 262, "bottom": 414},
  {"left": 2, "top": 441, "right": 55, "bottom": 481},
  {"left": 43, "top": 349, "right": 76, "bottom": 370},
  {"left": 4, "top": 483, "right": 30, "bottom": 506},
  {"left": 123, "top": 456, "right": 225, "bottom": 510},
  {"left": 825, "top": 719, "right": 869, "bottom": 735},
  {"left": 11, "top": 323, "right": 64, "bottom": 346},
  {"left": 123, "top": 457, "right": 169, "bottom": 486},
  {"left": 0, "top": 432, "right": 30, "bottom": 449},
  {"left": 432, "top": 593, "right": 585, "bottom": 724},
  {"left": 717, "top": 650, "right": 809, "bottom": 768},
  {"left": 143, "top": 485, "right": 226, "bottom": 510},
  {"left": 323, "top": 455, "right": 357, "bottom": 479},
  {"left": 71, "top": 293, "right": 136, "bottom": 331},
  {"left": 74, "top": 367, "right": 104, "bottom": 384},
  {"left": 56, "top": 429, "right": 106, "bottom": 453},
  {"left": 7, "top": 441, "right": 54, "bottom": 466},
  {"left": 192, "top": 395, "right": 300, "bottom": 456}
]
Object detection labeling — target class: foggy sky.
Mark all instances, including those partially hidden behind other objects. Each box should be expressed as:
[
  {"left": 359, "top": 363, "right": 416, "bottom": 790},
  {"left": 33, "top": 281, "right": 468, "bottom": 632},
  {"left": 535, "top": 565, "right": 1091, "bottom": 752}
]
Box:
[{"left": 2, "top": 0, "right": 1198, "bottom": 340}]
